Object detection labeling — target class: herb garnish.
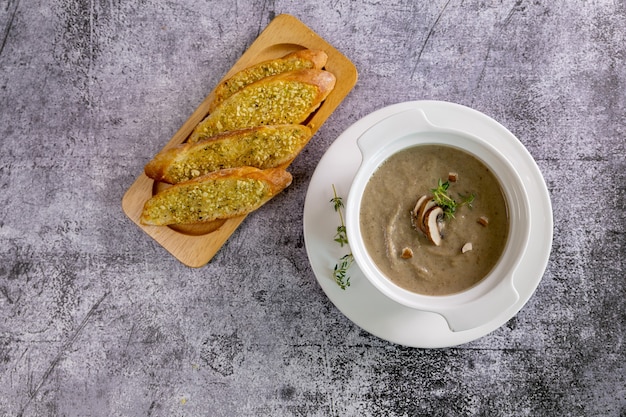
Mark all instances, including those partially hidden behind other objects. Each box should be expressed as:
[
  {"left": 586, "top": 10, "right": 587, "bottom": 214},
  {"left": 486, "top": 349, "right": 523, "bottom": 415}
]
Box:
[
  {"left": 431, "top": 179, "right": 475, "bottom": 219},
  {"left": 330, "top": 184, "right": 352, "bottom": 290}
]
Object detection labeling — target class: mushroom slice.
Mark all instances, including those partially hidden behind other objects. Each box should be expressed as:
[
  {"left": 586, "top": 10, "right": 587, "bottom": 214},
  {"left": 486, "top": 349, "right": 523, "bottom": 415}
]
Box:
[
  {"left": 418, "top": 199, "right": 438, "bottom": 233},
  {"left": 411, "top": 195, "right": 429, "bottom": 230},
  {"left": 424, "top": 206, "right": 444, "bottom": 246},
  {"left": 462, "top": 242, "right": 473, "bottom": 253},
  {"left": 412, "top": 195, "right": 429, "bottom": 216},
  {"left": 412, "top": 195, "right": 434, "bottom": 232}
]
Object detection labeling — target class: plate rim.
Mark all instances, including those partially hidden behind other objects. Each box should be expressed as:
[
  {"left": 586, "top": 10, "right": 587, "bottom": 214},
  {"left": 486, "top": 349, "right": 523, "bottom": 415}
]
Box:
[{"left": 303, "top": 99, "right": 553, "bottom": 348}]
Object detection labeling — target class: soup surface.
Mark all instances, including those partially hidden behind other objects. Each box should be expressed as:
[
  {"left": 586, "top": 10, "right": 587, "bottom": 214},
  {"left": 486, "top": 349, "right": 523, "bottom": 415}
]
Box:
[{"left": 359, "top": 144, "right": 509, "bottom": 296}]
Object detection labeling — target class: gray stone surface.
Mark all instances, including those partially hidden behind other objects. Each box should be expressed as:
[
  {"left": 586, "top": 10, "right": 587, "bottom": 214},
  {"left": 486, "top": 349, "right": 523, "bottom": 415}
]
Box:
[{"left": 1, "top": 0, "right": 625, "bottom": 416}]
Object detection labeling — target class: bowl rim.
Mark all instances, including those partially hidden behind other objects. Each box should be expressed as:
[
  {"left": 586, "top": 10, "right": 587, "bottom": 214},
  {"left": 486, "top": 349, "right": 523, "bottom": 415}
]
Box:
[{"left": 345, "top": 108, "right": 532, "bottom": 331}]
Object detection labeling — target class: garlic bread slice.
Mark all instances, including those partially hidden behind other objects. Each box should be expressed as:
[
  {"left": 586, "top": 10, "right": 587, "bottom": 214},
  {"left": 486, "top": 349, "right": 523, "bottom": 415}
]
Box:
[
  {"left": 189, "top": 69, "right": 335, "bottom": 142},
  {"left": 145, "top": 124, "right": 312, "bottom": 184},
  {"left": 140, "top": 166, "right": 292, "bottom": 226},
  {"left": 209, "top": 49, "right": 328, "bottom": 113}
]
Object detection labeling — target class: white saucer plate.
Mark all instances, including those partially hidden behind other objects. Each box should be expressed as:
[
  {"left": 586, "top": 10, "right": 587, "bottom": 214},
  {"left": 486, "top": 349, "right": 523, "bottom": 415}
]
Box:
[{"left": 303, "top": 100, "right": 553, "bottom": 348}]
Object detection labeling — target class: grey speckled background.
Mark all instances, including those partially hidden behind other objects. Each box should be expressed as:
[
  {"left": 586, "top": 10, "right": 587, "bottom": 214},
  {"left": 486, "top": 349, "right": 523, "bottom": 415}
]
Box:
[{"left": 1, "top": 0, "right": 625, "bottom": 416}]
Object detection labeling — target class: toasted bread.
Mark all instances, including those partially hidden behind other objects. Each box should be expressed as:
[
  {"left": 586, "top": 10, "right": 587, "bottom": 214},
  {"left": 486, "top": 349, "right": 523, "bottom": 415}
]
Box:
[
  {"left": 209, "top": 49, "right": 328, "bottom": 113},
  {"left": 189, "top": 69, "right": 336, "bottom": 142},
  {"left": 145, "top": 125, "right": 312, "bottom": 184},
  {"left": 140, "top": 167, "right": 292, "bottom": 226}
]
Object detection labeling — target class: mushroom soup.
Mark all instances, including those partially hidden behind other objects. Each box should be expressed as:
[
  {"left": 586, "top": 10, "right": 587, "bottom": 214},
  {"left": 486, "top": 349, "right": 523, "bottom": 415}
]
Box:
[{"left": 359, "top": 144, "right": 509, "bottom": 296}]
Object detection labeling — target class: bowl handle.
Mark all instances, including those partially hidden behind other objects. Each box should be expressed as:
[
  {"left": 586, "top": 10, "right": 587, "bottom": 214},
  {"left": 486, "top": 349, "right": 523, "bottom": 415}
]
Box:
[
  {"left": 356, "top": 108, "right": 436, "bottom": 160},
  {"left": 439, "top": 277, "right": 520, "bottom": 332}
]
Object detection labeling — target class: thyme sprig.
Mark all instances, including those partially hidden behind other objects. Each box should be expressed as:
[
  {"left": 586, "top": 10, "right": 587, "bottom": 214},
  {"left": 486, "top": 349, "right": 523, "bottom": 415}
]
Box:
[
  {"left": 330, "top": 184, "right": 352, "bottom": 290},
  {"left": 431, "top": 179, "right": 475, "bottom": 219},
  {"left": 333, "top": 254, "right": 353, "bottom": 291}
]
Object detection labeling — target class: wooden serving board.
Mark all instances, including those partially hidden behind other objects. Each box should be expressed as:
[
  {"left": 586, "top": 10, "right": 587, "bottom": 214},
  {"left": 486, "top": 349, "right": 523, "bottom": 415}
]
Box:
[{"left": 121, "top": 14, "right": 358, "bottom": 267}]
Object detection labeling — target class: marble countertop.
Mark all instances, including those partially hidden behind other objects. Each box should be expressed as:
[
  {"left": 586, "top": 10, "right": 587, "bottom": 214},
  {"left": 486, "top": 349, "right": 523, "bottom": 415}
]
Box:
[{"left": 1, "top": 1, "right": 624, "bottom": 416}]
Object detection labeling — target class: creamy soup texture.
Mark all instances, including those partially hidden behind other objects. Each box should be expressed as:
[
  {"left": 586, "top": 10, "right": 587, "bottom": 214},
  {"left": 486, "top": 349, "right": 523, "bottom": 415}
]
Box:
[{"left": 359, "top": 144, "right": 509, "bottom": 296}]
